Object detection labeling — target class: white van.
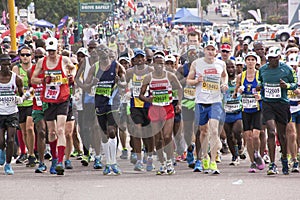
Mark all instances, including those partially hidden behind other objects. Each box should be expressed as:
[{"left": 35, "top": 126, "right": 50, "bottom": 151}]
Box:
[{"left": 220, "top": 3, "right": 231, "bottom": 17}]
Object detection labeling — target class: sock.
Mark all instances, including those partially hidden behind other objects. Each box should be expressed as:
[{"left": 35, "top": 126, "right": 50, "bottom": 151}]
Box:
[
  {"left": 57, "top": 146, "right": 65, "bottom": 163},
  {"left": 17, "top": 130, "right": 26, "bottom": 154},
  {"left": 49, "top": 140, "right": 57, "bottom": 160},
  {"left": 103, "top": 142, "right": 110, "bottom": 165},
  {"left": 109, "top": 137, "right": 117, "bottom": 164}
]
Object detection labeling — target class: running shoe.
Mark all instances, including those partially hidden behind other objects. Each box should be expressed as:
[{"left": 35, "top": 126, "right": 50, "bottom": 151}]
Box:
[
  {"left": 93, "top": 157, "right": 103, "bottom": 169},
  {"left": 267, "top": 163, "right": 279, "bottom": 175},
  {"left": 166, "top": 161, "right": 175, "bottom": 175},
  {"left": 0, "top": 149, "right": 6, "bottom": 165},
  {"left": 81, "top": 155, "right": 89, "bottom": 166},
  {"left": 203, "top": 157, "right": 210, "bottom": 174},
  {"left": 254, "top": 154, "right": 265, "bottom": 170},
  {"left": 64, "top": 160, "right": 73, "bottom": 169},
  {"left": 281, "top": 158, "right": 289, "bottom": 175},
  {"left": 55, "top": 162, "right": 65, "bottom": 175},
  {"left": 50, "top": 158, "right": 57, "bottom": 174},
  {"left": 186, "top": 145, "right": 195, "bottom": 168},
  {"left": 193, "top": 160, "right": 203, "bottom": 172},
  {"left": 181, "top": 151, "right": 187, "bottom": 161},
  {"left": 263, "top": 154, "right": 270, "bottom": 164},
  {"left": 210, "top": 161, "right": 220, "bottom": 174},
  {"left": 70, "top": 150, "right": 79, "bottom": 157},
  {"left": 146, "top": 157, "right": 155, "bottom": 171},
  {"left": 103, "top": 165, "right": 111, "bottom": 175},
  {"left": 44, "top": 151, "right": 52, "bottom": 160},
  {"left": 16, "top": 153, "right": 27, "bottom": 164},
  {"left": 134, "top": 161, "right": 144, "bottom": 171},
  {"left": 248, "top": 162, "right": 257, "bottom": 173},
  {"left": 156, "top": 165, "right": 166, "bottom": 175},
  {"left": 26, "top": 155, "right": 37, "bottom": 167},
  {"left": 4, "top": 163, "right": 14, "bottom": 175},
  {"left": 292, "top": 161, "right": 299, "bottom": 173},
  {"left": 229, "top": 156, "right": 239, "bottom": 166},
  {"left": 220, "top": 140, "right": 229, "bottom": 154},
  {"left": 120, "top": 149, "right": 128, "bottom": 159},
  {"left": 111, "top": 164, "right": 121, "bottom": 175},
  {"left": 130, "top": 152, "right": 137, "bottom": 164},
  {"left": 35, "top": 163, "right": 47, "bottom": 173}
]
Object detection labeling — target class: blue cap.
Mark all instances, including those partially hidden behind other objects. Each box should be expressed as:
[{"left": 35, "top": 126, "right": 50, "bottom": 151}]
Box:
[{"left": 134, "top": 49, "right": 146, "bottom": 57}]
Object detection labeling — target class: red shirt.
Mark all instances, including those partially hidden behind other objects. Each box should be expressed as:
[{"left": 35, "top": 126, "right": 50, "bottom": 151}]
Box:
[
  {"left": 41, "top": 56, "right": 70, "bottom": 103},
  {"left": 31, "top": 64, "right": 44, "bottom": 110}
]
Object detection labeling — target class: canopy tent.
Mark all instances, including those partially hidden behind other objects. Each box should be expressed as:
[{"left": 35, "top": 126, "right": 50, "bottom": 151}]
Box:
[
  {"left": 172, "top": 14, "right": 213, "bottom": 26},
  {"left": 174, "top": 7, "right": 193, "bottom": 19},
  {"left": 1, "top": 23, "right": 28, "bottom": 38},
  {"left": 34, "top": 19, "right": 55, "bottom": 28}
]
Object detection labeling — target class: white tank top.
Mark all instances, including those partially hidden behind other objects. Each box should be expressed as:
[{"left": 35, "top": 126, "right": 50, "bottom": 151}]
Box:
[
  {"left": 0, "top": 72, "right": 18, "bottom": 115},
  {"left": 83, "top": 57, "right": 91, "bottom": 82},
  {"left": 194, "top": 58, "right": 225, "bottom": 104}
]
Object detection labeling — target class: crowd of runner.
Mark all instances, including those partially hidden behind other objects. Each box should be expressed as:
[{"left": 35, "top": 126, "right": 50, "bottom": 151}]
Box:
[{"left": 0, "top": 17, "right": 299, "bottom": 177}]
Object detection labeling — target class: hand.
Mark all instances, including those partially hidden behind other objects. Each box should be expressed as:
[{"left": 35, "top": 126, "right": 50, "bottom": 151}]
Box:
[
  {"left": 146, "top": 96, "right": 154, "bottom": 103},
  {"left": 196, "top": 74, "right": 203, "bottom": 83},
  {"left": 280, "top": 79, "right": 287, "bottom": 89},
  {"left": 221, "top": 84, "right": 228, "bottom": 92},
  {"left": 175, "top": 104, "right": 182, "bottom": 114},
  {"left": 16, "top": 96, "right": 23, "bottom": 104},
  {"left": 256, "top": 85, "right": 262, "bottom": 92},
  {"left": 92, "top": 77, "right": 99, "bottom": 85},
  {"left": 68, "top": 75, "right": 74, "bottom": 86}
]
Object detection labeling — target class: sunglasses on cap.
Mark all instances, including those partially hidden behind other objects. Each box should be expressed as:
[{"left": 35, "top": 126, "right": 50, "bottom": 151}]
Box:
[{"left": 221, "top": 50, "right": 230, "bottom": 53}]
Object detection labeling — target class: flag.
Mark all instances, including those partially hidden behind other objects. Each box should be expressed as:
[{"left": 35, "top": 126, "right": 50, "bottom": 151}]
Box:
[
  {"left": 57, "top": 15, "right": 68, "bottom": 30},
  {"left": 127, "top": 0, "right": 136, "bottom": 12}
]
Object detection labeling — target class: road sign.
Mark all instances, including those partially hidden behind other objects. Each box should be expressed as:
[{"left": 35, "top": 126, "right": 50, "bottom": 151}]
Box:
[{"left": 80, "top": 2, "right": 112, "bottom": 13}]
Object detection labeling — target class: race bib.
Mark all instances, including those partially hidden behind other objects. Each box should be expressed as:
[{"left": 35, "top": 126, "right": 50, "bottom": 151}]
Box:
[
  {"left": 0, "top": 91, "right": 16, "bottom": 106},
  {"left": 34, "top": 90, "right": 43, "bottom": 106},
  {"left": 224, "top": 100, "right": 241, "bottom": 113},
  {"left": 264, "top": 84, "right": 281, "bottom": 99},
  {"left": 152, "top": 90, "right": 170, "bottom": 106},
  {"left": 45, "top": 70, "right": 67, "bottom": 86},
  {"left": 242, "top": 94, "right": 257, "bottom": 109},
  {"left": 184, "top": 87, "right": 195, "bottom": 99},
  {"left": 201, "top": 76, "right": 220, "bottom": 93},
  {"left": 45, "top": 85, "right": 60, "bottom": 100},
  {"left": 95, "top": 84, "right": 112, "bottom": 97},
  {"left": 132, "top": 81, "right": 142, "bottom": 97}
]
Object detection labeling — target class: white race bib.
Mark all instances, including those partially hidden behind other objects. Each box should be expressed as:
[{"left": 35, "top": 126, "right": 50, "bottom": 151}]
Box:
[
  {"left": 242, "top": 95, "right": 257, "bottom": 109},
  {"left": 264, "top": 84, "right": 281, "bottom": 99},
  {"left": 44, "top": 86, "right": 60, "bottom": 100}
]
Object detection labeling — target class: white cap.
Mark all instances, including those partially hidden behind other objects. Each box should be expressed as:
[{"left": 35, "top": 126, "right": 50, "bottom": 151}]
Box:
[
  {"left": 76, "top": 47, "right": 90, "bottom": 57},
  {"left": 235, "top": 57, "right": 244, "bottom": 65},
  {"left": 245, "top": 52, "right": 259, "bottom": 61},
  {"left": 46, "top": 38, "right": 58, "bottom": 51},
  {"left": 267, "top": 47, "right": 281, "bottom": 58},
  {"left": 165, "top": 55, "right": 176, "bottom": 63},
  {"left": 287, "top": 53, "right": 299, "bottom": 66}
]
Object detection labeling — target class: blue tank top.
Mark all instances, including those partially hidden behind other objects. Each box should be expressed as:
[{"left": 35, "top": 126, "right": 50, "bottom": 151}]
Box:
[{"left": 241, "top": 71, "right": 261, "bottom": 113}]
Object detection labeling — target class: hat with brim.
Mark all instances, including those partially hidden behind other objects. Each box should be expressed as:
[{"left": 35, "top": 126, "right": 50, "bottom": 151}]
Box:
[
  {"left": 287, "top": 53, "right": 299, "bottom": 66},
  {"left": 46, "top": 38, "right": 58, "bottom": 51},
  {"left": 76, "top": 47, "right": 90, "bottom": 57},
  {"left": 204, "top": 41, "right": 217, "bottom": 49},
  {"left": 267, "top": 47, "right": 281, "bottom": 58}
]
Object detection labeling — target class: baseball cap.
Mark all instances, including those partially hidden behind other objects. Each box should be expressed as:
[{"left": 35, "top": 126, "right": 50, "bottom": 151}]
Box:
[
  {"left": 220, "top": 43, "right": 232, "bottom": 51},
  {"left": 243, "top": 41, "right": 249, "bottom": 45},
  {"left": 76, "top": 47, "right": 90, "bottom": 57},
  {"left": 134, "top": 49, "right": 146, "bottom": 57},
  {"left": 46, "top": 38, "right": 58, "bottom": 51},
  {"left": 0, "top": 54, "right": 11, "bottom": 60},
  {"left": 287, "top": 53, "right": 299, "bottom": 66},
  {"left": 235, "top": 57, "right": 244, "bottom": 65},
  {"left": 204, "top": 40, "right": 217, "bottom": 49},
  {"left": 154, "top": 50, "right": 166, "bottom": 57},
  {"left": 245, "top": 52, "right": 259, "bottom": 61},
  {"left": 267, "top": 47, "right": 281, "bottom": 58},
  {"left": 187, "top": 45, "right": 197, "bottom": 52},
  {"left": 119, "top": 56, "right": 131, "bottom": 63},
  {"left": 165, "top": 55, "right": 176, "bottom": 62}
]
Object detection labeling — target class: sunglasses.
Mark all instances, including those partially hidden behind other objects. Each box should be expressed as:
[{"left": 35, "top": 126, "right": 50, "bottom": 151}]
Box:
[
  {"left": 221, "top": 51, "right": 230, "bottom": 53},
  {"left": 35, "top": 55, "right": 44, "bottom": 59},
  {"left": 20, "top": 53, "right": 31, "bottom": 57}
]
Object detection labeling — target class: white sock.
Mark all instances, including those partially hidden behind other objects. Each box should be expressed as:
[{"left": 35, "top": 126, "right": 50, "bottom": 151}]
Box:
[
  {"left": 102, "top": 142, "right": 110, "bottom": 165},
  {"left": 109, "top": 137, "right": 117, "bottom": 164}
]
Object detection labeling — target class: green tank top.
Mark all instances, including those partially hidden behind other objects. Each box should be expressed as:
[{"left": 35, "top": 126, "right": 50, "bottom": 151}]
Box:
[{"left": 18, "top": 64, "right": 33, "bottom": 107}]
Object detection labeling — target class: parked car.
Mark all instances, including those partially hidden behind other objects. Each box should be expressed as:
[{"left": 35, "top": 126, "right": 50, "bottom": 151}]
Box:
[
  {"left": 227, "top": 18, "right": 239, "bottom": 26},
  {"left": 275, "top": 22, "right": 300, "bottom": 42},
  {"left": 239, "top": 24, "right": 278, "bottom": 43}
]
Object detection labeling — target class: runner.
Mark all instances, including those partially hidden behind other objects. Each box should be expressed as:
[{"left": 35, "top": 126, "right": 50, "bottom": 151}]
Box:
[
  {"left": 27, "top": 47, "right": 48, "bottom": 173},
  {"left": 257, "top": 47, "right": 297, "bottom": 175},
  {"left": 84, "top": 45, "right": 125, "bottom": 175},
  {"left": 234, "top": 52, "right": 265, "bottom": 173},
  {"left": 12, "top": 46, "right": 36, "bottom": 167},
  {"left": 139, "top": 53, "right": 182, "bottom": 175},
  {"left": 31, "top": 38, "right": 76, "bottom": 175},
  {"left": 186, "top": 40, "right": 228, "bottom": 174},
  {"left": 125, "top": 49, "right": 155, "bottom": 171},
  {"left": 223, "top": 60, "right": 243, "bottom": 166},
  {"left": 0, "top": 54, "right": 24, "bottom": 175}
]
